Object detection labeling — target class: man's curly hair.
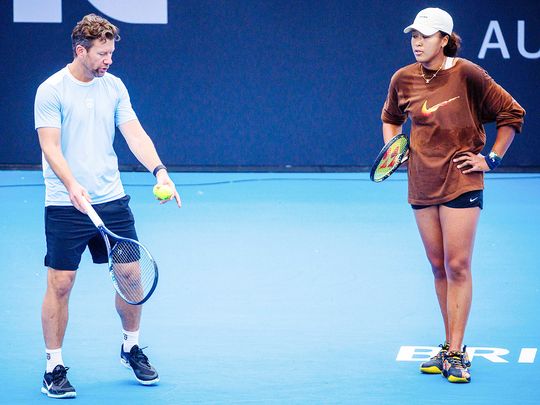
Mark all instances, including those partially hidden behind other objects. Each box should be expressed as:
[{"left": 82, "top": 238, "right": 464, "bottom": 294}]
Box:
[{"left": 71, "top": 14, "right": 120, "bottom": 56}]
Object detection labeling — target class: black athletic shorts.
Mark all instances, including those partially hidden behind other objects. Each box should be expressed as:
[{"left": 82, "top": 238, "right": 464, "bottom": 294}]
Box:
[
  {"left": 411, "top": 190, "right": 483, "bottom": 210},
  {"left": 44, "top": 195, "right": 138, "bottom": 270}
]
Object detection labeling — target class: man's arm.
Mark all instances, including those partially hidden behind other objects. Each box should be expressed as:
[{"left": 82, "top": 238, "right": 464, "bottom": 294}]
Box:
[
  {"left": 37, "top": 127, "right": 90, "bottom": 212},
  {"left": 119, "top": 119, "right": 181, "bottom": 207}
]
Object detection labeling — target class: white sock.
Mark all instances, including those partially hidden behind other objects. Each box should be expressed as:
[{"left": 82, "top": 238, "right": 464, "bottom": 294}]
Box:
[
  {"left": 46, "top": 348, "right": 64, "bottom": 373},
  {"left": 122, "top": 329, "right": 139, "bottom": 352}
]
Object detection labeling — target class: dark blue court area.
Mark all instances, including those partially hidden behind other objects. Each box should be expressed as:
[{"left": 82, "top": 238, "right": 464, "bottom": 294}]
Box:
[{"left": 1, "top": 170, "right": 539, "bottom": 404}]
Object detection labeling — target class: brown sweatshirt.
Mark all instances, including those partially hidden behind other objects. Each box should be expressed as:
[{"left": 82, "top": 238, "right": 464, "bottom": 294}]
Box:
[{"left": 381, "top": 58, "right": 525, "bottom": 205}]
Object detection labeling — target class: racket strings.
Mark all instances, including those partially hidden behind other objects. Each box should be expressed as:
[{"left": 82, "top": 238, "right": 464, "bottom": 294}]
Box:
[
  {"left": 373, "top": 138, "right": 408, "bottom": 180},
  {"left": 110, "top": 240, "right": 157, "bottom": 304}
]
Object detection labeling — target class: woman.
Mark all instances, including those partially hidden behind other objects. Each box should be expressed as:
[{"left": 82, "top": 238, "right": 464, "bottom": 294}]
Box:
[{"left": 381, "top": 8, "right": 525, "bottom": 383}]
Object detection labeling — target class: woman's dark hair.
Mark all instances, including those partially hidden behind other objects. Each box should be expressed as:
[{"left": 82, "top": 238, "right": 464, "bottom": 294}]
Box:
[{"left": 443, "top": 32, "right": 461, "bottom": 57}]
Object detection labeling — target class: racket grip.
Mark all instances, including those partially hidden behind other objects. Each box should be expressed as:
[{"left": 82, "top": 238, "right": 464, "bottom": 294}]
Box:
[{"left": 82, "top": 199, "right": 104, "bottom": 227}]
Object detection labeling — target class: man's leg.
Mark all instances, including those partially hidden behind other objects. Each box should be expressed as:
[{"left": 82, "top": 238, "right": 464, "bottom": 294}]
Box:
[
  {"left": 117, "top": 294, "right": 159, "bottom": 385},
  {"left": 41, "top": 268, "right": 77, "bottom": 398},
  {"left": 42, "top": 268, "right": 76, "bottom": 350}
]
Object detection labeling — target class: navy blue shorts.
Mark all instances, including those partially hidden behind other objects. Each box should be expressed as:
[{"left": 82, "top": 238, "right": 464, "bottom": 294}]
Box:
[
  {"left": 411, "top": 190, "right": 483, "bottom": 210},
  {"left": 44, "top": 195, "right": 138, "bottom": 270}
]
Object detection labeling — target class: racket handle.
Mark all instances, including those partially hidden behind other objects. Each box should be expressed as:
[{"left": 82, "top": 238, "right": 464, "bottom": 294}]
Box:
[{"left": 82, "top": 199, "right": 104, "bottom": 227}]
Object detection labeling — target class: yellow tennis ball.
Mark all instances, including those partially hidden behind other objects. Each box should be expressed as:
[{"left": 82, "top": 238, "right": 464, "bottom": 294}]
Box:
[{"left": 153, "top": 184, "right": 173, "bottom": 200}]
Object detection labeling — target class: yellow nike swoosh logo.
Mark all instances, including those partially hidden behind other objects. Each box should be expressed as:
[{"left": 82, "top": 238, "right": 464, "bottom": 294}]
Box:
[{"left": 421, "top": 96, "right": 460, "bottom": 116}]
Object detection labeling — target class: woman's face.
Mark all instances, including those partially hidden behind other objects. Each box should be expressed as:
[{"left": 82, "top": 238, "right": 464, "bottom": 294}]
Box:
[{"left": 410, "top": 30, "right": 448, "bottom": 67}]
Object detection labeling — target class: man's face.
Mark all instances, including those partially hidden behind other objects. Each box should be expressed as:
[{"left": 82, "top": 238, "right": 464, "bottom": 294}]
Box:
[{"left": 78, "top": 39, "right": 115, "bottom": 78}]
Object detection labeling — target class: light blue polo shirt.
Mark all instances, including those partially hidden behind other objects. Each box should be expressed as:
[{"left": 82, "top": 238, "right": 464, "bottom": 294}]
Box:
[{"left": 34, "top": 66, "right": 137, "bottom": 206}]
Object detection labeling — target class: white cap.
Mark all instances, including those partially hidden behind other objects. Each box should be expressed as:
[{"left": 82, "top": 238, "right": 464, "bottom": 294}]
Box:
[{"left": 403, "top": 8, "right": 453, "bottom": 36}]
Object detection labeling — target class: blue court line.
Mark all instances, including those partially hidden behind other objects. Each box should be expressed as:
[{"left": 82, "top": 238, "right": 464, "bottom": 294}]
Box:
[{"left": 0, "top": 173, "right": 539, "bottom": 188}]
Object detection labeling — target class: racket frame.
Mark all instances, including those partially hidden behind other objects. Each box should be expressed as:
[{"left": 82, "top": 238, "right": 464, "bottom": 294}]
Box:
[
  {"left": 369, "top": 133, "right": 409, "bottom": 182},
  {"left": 82, "top": 200, "right": 158, "bottom": 305}
]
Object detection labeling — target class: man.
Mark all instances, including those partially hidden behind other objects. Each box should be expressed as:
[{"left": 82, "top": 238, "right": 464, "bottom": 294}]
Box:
[{"left": 34, "top": 14, "right": 181, "bottom": 398}]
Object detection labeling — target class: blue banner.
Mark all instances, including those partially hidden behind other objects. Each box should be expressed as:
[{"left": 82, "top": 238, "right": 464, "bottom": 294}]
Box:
[{"left": 1, "top": 0, "right": 538, "bottom": 169}]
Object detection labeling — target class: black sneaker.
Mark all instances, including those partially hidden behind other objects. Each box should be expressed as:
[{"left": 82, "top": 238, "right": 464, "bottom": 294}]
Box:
[
  {"left": 420, "top": 342, "right": 449, "bottom": 374},
  {"left": 443, "top": 346, "right": 472, "bottom": 383},
  {"left": 120, "top": 345, "right": 159, "bottom": 385},
  {"left": 41, "top": 365, "right": 76, "bottom": 398}
]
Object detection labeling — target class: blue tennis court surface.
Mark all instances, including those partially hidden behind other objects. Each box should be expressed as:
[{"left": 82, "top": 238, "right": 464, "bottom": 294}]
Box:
[{"left": 1, "top": 170, "right": 539, "bottom": 404}]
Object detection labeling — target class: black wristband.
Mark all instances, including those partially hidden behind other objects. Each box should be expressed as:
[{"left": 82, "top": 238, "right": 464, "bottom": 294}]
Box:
[{"left": 152, "top": 164, "right": 167, "bottom": 177}]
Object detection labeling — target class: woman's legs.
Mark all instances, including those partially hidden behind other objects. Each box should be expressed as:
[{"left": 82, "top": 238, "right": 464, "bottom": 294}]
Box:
[
  {"left": 413, "top": 206, "right": 449, "bottom": 342},
  {"left": 439, "top": 206, "right": 480, "bottom": 352},
  {"left": 414, "top": 204, "right": 480, "bottom": 352}
]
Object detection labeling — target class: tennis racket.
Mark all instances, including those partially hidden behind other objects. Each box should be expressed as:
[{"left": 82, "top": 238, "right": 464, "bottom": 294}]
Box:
[
  {"left": 82, "top": 200, "right": 158, "bottom": 305},
  {"left": 370, "top": 134, "right": 409, "bottom": 182}
]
